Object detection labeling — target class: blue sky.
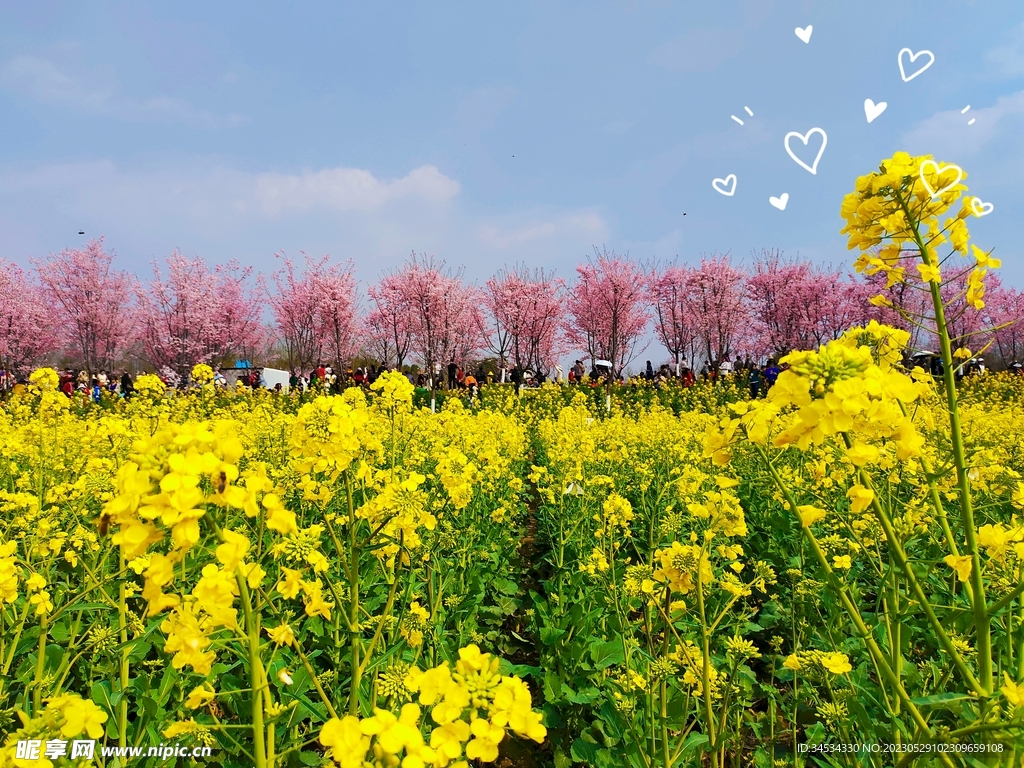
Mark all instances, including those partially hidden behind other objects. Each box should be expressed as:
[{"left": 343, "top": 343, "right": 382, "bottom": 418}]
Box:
[{"left": 2, "top": 0, "right": 1023, "bottom": 291}]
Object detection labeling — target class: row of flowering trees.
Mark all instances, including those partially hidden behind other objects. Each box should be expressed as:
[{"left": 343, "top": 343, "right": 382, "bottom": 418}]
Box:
[{"left": 1, "top": 238, "right": 1022, "bottom": 377}]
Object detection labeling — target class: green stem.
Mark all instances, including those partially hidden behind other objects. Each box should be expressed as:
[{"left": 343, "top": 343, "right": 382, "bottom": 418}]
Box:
[
  {"left": 118, "top": 552, "right": 129, "bottom": 749},
  {"left": 32, "top": 614, "right": 47, "bottom": 716},
  {"left": 2, "top": 601, "right": 31, "bottom": 676},
  {"left": 755, "top": 445, "right": 938, "bottom": 739},
  {"left": 237, "top": 575, "right": 267, "bottom": 768},
  {"left": 895, "top": 401, "right": 962, "bottom": 564},
  {"left": 842, "top": 433, "right": 986, "bottom": 696},
  {"left": 346, "top": 470, "right": 361, "bottom": 716},
  {"left": 356, "top": 557, "right": 403, "bottom": 681},
  {"left": 695, "top": 559, "right": 717, "bottom": 765},
  {"left": 901, "top": 189, "right": 992, "bottom": 693}
]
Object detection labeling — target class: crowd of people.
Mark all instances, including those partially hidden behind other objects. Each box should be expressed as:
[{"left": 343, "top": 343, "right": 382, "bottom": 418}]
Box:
[
  {"left": 0, "top": 368, "right": 138, "bottom": 401},
  {"left": 562, "top": 356, "right": 784, "bottom": 396},
  {"left": 1, "top": 351, "right": 1021, "bottom": 401}
]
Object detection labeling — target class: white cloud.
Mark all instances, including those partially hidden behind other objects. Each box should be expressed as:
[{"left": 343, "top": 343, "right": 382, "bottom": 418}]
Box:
[
  {"left": 0, "top": 158, "right": 471, "bottom": 280},
  {"left": 0, "top": 55, "right": 112, "bottom": 108},
  {"left": 0, "top": 55, "right": 243, "bottom": 127},
  {"left": 0, "top": 157, "right": 615, "bottom": 284},
  {"left": 255, "top": 165, "right": 460, "bottom": 215},
  {"left": 986, "top": 22, "right": 1024, "bottom": 78},
  {"left": 0, "top": 160, "right": 461, "bottom": 233},
  {"left": 476, "top": 212, "right": 609, "bottom": 250},
  {"left": 900, "top": 90, "right": 1024, "bottom": 158}
]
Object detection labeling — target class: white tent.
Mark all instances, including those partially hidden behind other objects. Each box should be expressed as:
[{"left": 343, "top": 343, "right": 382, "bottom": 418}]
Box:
[{"left": 261, "top": 367, "right": 291, "bottom": 391}]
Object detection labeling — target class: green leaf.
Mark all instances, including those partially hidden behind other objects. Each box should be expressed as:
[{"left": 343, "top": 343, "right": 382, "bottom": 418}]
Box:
[
  {"left": 494, "top": 577, "right": 519, "bottom": 595},
  {"left": 157, "top": 666, "right": 176, "bottom": 702},
  {"left": 679, "top": 733, "right": 709, "bottom": 754},
  {"left": 571, "top": 736, "right": 601, "bottom": 764},
  {"left": 299, "top": 752, "right": 322, "bottom": 766},
  {"left": 588, "top": 639, "right": 624, "bottom": 670},
  {"left": 598, "top": 702, "right": 625, "bottom": 739},
  {"left": 908, "top": 692, "right": 973, "bottom": 710},
  {"left": 140, "top": 695, "right": 160, "bottom": 720},
  {"left": 44, "top": 642, "right": 64, "bottom": 670},
  {"left": 803, "top": 721, "right": 827, "bottom": 747},
  {"left": 564, "top": 686, "right": 600, "bottom": 705},
  {"left": 540, "top": 626, "right": 566, "bottom": 645},
  {"left": 505, "top": 662, "right": 541, "bottom": 679},
  {"left": 495, "top": 595, "right": 519, "bottom": 615},
  {"left": 91, "top": 681, "right": 114, "bottom": 715},
  {"left": 543, "top": 670, "right": 562, "bottom": 701}
]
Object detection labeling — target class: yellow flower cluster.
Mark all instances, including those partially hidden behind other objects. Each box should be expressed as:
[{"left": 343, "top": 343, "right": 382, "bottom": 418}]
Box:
[
  {"left": 0, "top": 694, "right": 108, "bottom": 767},
  {"left": 840, "top": 151, "right": 968, "bottom": 254},
  {"left": 706, "top": 323, "right": 925, "bottom": 468},
  {"left": 134, "top": 373, "right": 167, "bottom": 399},
  {"left": 0, "top": 541, "right": 20, "bottom": 604},
  {"left": 191, "top": 363, "right": 215, "bottom": 385},
  {"left": 291, "top": 392, "right": 379, "bottom": 481},
  {"left": 356, "top": 472, "right": 436, "bottom": 562},
  {"left": 782, "top": 650, "right": 853, "bottom": 676},
  {"left": 654, "top": 541, "right": 713, "bottom": 595},
  {"left": 840, "top": 151, "right": 998, "bottom": 311},
  {"left": 319, "top": 645, "right": 545, "bottom": 768},
  {"left": 104, "top": 420, "right": 246, "bottom": 562}
]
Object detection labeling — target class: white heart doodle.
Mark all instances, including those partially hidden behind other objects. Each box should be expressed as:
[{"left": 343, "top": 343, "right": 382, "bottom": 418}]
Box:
[
  {"left": 970, "top": 197, "right": 994, "bottom": 217},
  {"left": 898, "top": 48, "right": 935, "bottom": 82},
  {"left": 864, "top": 99, "right": 887, "bottom": 123},
  {"left": 918, "top": 160, "right": 963, "bottom": 199},
  {"left": 784, "top": 128, "right": 828, "bottom": 174},
  {"left": 795, "top": 26, "right": 812, "bottom": 44},
  {"left": 769, "top": 193, "right": 789, "bottom": 211},
  {"left": 712, "top": 174, "right": 737, "bottom": 196}
]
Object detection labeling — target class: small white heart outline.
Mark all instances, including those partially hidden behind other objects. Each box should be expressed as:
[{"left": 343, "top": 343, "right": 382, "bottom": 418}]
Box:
[
  {"left": 712, "top": 174, "right": 737, "bottom": 196},
  {"left": 970, "top": 197, "right": 994, "bottom": 217},
  {"left": 898, "top": 48, "right": 935, "bottom": 82},
  {"left": 864, "top": 99, "right": 887, "bottom": 123},
  {"left": 770, "top": 193, "right": 789, "bottom": 211},
  {"left": 784, "top": 128, "right": 828, "bottom": 174},
  {"left": 918, "top": 160, "right": 963, "bottom": 199},
  {"left": 795, "top": 25, "right": 812, "bottom": 44}
]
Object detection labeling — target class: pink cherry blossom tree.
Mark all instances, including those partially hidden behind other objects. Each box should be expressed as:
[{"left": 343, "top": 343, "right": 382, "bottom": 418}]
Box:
[
  {"left": 269, "top": 252, "right": 360, "bottom": 373},
  {"left": 811, "top": 272, "right": 875, "bottom": 343},
  {"left": 745, "top": 253, "right": 811, "bottom": 357},
  {"left": 367, "top": 273, "right": 415, "bottom": 369},
  {"left": 403, "top": 253, "right": 485, "bottom": 377},
  {"left": 564, "top": 249, "right": 649, "bottom": 377},
  {"left": 138, "top": 251, "right": 265, "bottom": 380},
  {"left": 746, "top": 251, "right": 874, "bottom": 358},
  {"left": 0, "top": 259, "right": 60, "bottom": 374},
  {"left": 316, "top": 260, "right": 361, "bottom": 370},
  {"left": 683, "top": 254, "right": 748, "bottom": 368},
  {"left": 33, "top": 238, "right": 138, "bottom": 373},
  {"left": 650, "top": 263, "right": 700, "bottom": 371},
  {"left": 485, "top": 266, "right": 564, "bottom": 374},
  {"left": 988, "top": 284, "right": 1024, "bottom": 365}
]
